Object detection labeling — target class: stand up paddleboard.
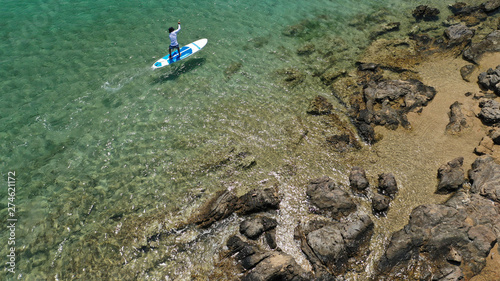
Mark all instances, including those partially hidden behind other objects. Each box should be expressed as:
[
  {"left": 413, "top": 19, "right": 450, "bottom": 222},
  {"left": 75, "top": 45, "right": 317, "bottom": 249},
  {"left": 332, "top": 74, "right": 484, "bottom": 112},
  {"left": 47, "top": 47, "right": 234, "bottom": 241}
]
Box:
[{"left": 152, "top": 38, "right": 207, "bottom": 69}]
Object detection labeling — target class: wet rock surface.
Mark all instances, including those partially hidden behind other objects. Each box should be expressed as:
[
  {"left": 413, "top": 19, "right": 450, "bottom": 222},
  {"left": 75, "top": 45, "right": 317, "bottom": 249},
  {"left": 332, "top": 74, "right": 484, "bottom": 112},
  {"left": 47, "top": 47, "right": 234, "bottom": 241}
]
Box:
[
  {"left": 351, "top": 79, "right": 437, "bottom": 143},
  {"left": 349, "top": 166, "right": 369, "bottom": 193},
  {"left": 306, "top": 176, "right": 357, "bottom": 219},
  {"left": 377, "top": 173, "right": 398, "bottom": 198},
  {"left": 302, "top": 213, "right": 374, "bottom": 275},
  {"left": 191, "top": 4, "right": 500, "bottom": 280},
  {"left": 226, "top": 235, "right": 309, "bottom": 281},
  {"left": 371, "top": 193, "right": 391, "bottom": 215},
  {"left": 376, "top": 190, "right": 500, "bottom": 280},
  {"left": 240, "top": 216, "right": 277, "bottom": 240},
  {"left": 463, "top": 30, "right": 500, "bottom": 64},
  {"left": 190, "top": 187, "right": 280, "bottom": 228}
]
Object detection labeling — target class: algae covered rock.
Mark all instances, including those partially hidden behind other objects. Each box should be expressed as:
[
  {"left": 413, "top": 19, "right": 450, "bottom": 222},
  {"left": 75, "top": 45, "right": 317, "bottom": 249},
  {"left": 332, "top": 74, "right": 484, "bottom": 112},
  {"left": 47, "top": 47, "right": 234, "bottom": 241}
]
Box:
[
  {"left": 307, "top": 95, "right": 333, "bottom": 115},
  {"left": 412, "top": 5, "right": 440, "bottom": 21}
]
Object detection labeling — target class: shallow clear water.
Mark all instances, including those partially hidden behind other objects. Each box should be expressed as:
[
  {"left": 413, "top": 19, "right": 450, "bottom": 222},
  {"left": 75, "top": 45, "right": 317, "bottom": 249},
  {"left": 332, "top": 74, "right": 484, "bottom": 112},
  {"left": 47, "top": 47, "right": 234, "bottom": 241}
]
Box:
[{"left": 0, "top": 0, "right": 481, "bottom": 279}]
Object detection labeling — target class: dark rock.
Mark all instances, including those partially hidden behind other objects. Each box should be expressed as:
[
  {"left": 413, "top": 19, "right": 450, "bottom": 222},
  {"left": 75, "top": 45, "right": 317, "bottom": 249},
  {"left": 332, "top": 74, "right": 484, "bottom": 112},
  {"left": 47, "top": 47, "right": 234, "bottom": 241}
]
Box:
[
  {"left": 445, "top": 101, "right": 468, "bottom": 135},
  {"left": 449, "top": 2, "right": 474, "bottom": 15},
  {"left": 307, "top": 95, "right": 333, "bottom": 115},
  {"left": 349, "top": 166, "right": 369, "bottom": 192},
  {"left": 463, "top": 30, "right": 500, "bottom": 64},
  {"left": 305, "top": 213, "right": 374, "bottom": 274},
  {"left": 444, "top": 24, "right": 475, "bottom": 47},
  {"left": 306, "top": 176, "right": 357, "bottom": 219},
  {"left": 468, "top": 155, "right": 500, "bottom": 202},
  {"left": 436, "top": 157, "right": 465, "bottom": 194},
  {"left": 477, "top": 65, "right": 500, "bottom": 94},
  {"left": 478, "top": 99, "right": 500, "bottom": 125},
  {"left": 191, "top": 187, "right": 279, "bottom": 228},
  {"left": 372, "top": 193, "right": 391, "bottom": 215},
  {"left": 325, "top": 133, "right": 359, "bottom": 152},
  {"left": 360, "top": 79, "right": 437, "bottom": 130},
  {"left": 482, "top": 0, "right": 500, "bottom": 12},
  {"left": 240, "top": 216, "right": 277, "bottom": 240},
  {"left": 413, "top": 5, "right": 440, "bottom": 20},
  {"left": 242, "top": 252, "right": 308, "bottom": 281},
  {"left": 460, "top": 64, "right": 476, "bottom": 82},
  {"left": 190, "top": 190, "right": 238, "bottom": 228},
  {"left": 227, "top": 235, "right": 308, "bottom": 281},
  {"left": 378, "top": 173, "right": 398, "bottom": 198},
  {"left": 264, "top": 229, "right": 277, "bottom": 249},
  {"left": 236, "top": 187, "right": 280, "bottom": 215},
  {"left": 376, "top": 191, "right": 500, "bottom": 280},
  {"left": 355, "top": 121, "right": 375, "bottom": 144},
  {"left": 488, "top": 126, "right": 500, "bottom": 144}
]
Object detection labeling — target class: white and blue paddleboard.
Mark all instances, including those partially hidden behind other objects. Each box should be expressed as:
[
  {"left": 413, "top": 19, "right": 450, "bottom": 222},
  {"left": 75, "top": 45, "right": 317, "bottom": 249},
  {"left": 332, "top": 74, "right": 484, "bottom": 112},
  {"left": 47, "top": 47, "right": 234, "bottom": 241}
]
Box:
[{"left": 152, "top": 38, "right": 207, "bottom": 69}]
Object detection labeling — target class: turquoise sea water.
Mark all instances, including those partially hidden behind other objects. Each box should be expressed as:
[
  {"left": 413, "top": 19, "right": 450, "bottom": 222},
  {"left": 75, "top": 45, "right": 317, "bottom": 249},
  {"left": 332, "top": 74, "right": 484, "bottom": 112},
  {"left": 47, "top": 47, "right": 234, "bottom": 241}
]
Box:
[{"left": 0, "top": 0, "right": 479, "bottom": 279}]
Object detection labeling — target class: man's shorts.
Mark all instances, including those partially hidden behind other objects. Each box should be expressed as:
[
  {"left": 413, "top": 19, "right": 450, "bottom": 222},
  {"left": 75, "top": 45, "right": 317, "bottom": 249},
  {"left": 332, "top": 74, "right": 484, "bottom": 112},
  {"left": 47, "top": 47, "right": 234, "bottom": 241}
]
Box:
[{"left": 169, "top": 44, "right": 179, "bottom": 50}]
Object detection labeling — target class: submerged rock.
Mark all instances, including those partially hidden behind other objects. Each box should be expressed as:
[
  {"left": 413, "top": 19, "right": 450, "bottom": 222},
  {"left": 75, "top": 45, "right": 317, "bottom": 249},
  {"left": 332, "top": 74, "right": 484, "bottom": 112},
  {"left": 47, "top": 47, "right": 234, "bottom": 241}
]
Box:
[
  {"left": 325, "top": 133, "right": 360, "bottom": 152},
  {"left": 307, "top": 95, "right": 333, "bottom": 115},
  {"left": 412, "top": 5, "right": 440, "bottom": 21},
  {"left": 446, "top": 101, "right": 468, "bottom": 135},
  {"left": 189, "top": 190, "right": 238, "bottom": 228},
  {"left": 190, "top": 187, "right": 279, "bottom": 228}
]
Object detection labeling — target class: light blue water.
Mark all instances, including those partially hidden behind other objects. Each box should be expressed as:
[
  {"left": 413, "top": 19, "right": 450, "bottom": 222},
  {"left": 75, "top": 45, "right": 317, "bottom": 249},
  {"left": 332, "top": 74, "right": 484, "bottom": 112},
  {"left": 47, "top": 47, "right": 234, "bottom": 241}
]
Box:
[{"left": 0, "top": 0, "right": 473, "bottom": 279}]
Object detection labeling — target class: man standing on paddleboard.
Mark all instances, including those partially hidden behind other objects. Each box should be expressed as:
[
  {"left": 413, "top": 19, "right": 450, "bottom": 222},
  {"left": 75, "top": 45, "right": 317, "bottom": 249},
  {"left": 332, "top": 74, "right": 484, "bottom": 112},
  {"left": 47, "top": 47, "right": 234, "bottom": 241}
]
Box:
[{"left": 168, "top": 21, "right": 181, "bottom": 60}]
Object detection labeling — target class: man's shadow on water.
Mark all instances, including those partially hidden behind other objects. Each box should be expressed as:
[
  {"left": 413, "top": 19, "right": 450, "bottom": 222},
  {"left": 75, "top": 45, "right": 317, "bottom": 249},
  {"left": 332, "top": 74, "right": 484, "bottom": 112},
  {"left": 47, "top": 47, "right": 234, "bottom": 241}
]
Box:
[{"left": 151, "top": 58, "right": 206, "bottom": 84}]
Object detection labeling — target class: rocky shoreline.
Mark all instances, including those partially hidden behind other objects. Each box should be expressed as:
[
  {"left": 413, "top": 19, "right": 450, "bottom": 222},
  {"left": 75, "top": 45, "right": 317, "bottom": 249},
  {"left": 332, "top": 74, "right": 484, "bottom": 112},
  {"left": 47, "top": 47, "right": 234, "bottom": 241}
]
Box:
[{"left": 185, "top": 1, "right": 500, "bottom": 280}]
